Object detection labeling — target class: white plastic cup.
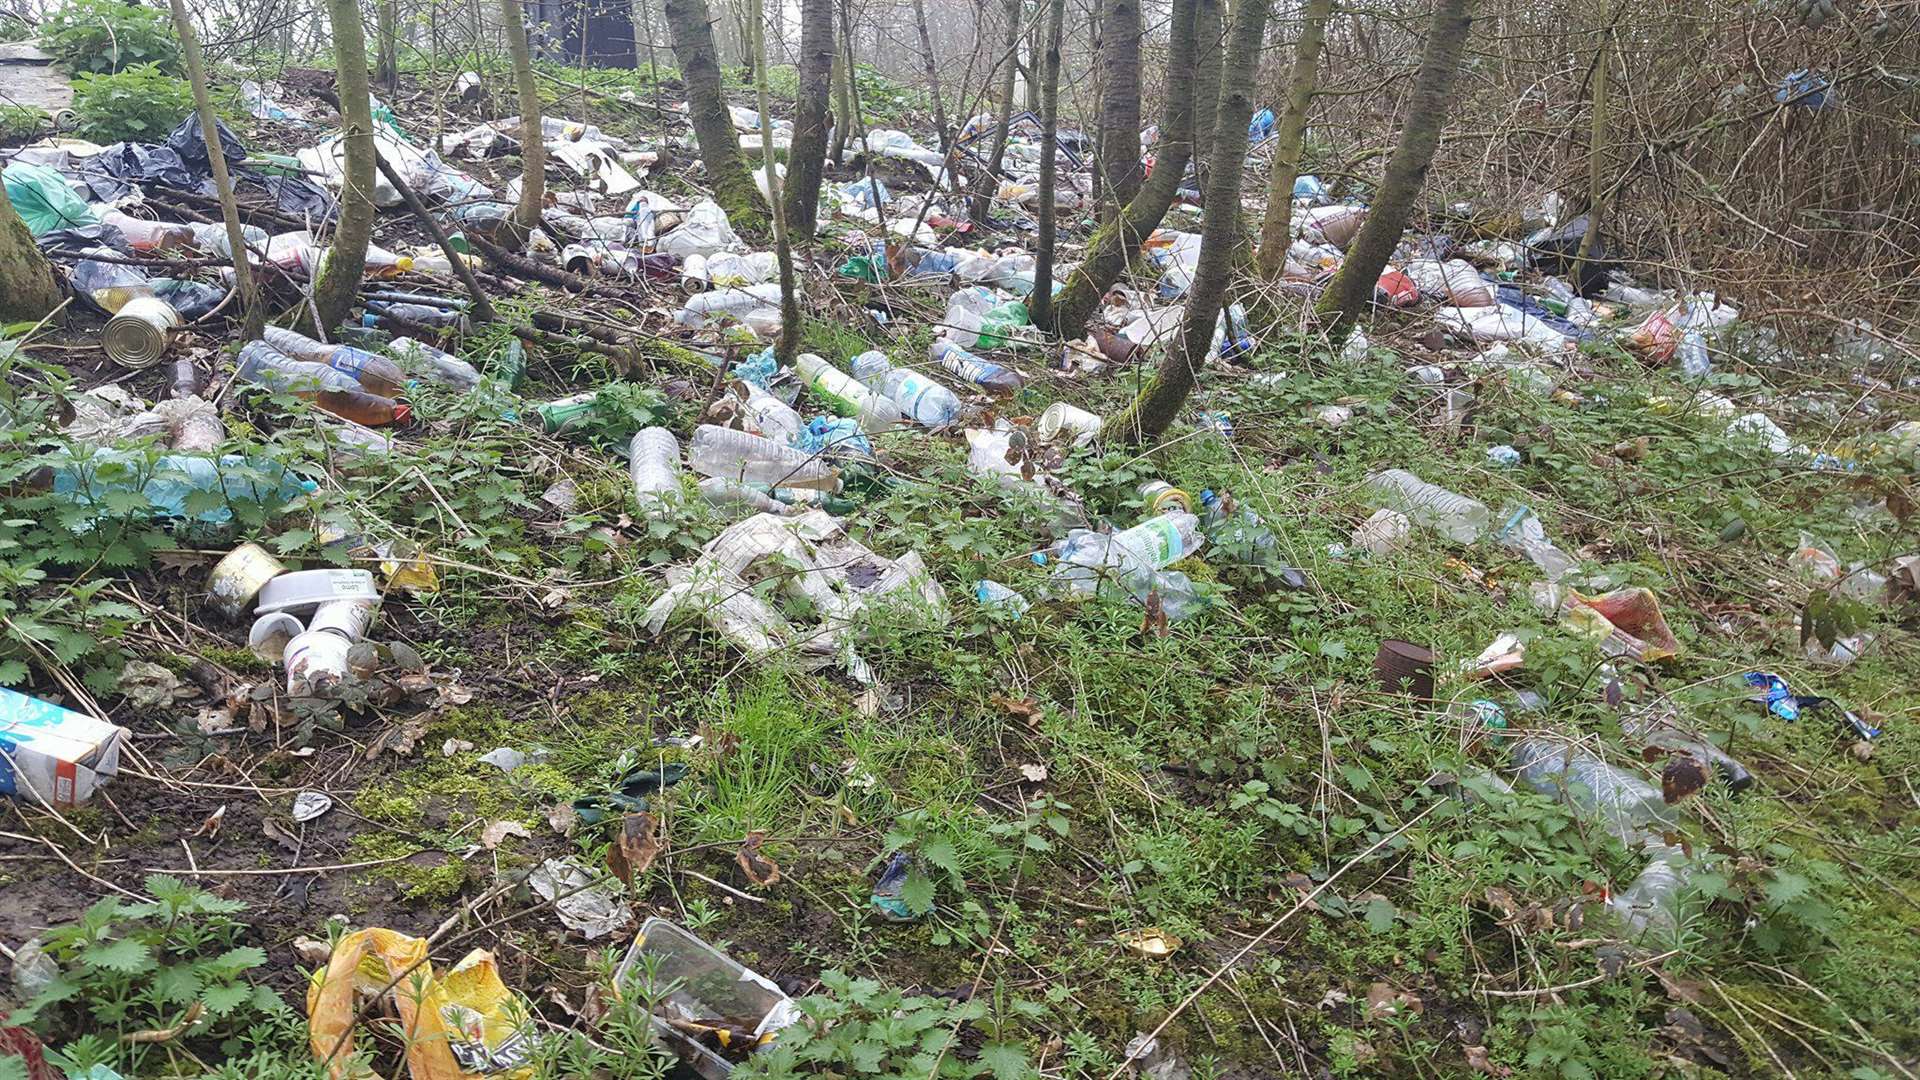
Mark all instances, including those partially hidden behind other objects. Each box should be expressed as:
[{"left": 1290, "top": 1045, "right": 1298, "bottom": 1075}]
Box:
[{"left": 1037, "top": 403, "right": 1103, "bottom": 445}]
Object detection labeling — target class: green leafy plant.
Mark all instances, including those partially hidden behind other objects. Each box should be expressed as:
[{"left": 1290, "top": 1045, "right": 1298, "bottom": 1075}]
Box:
[
  {"left": 0, "top": 103, "right": 45, "bottom": 141},
  {"left": 15, "top": 875, "right": 287, "bottom": 1075},
  {"left": 734, "top": 970, "right": 1036, "bottom": 1079},
  {"left": 71, "top": 63, "right": 194, "bottom": 143},
  {"left": 38, "top": 0, "right": 180, "bottom": 74}
]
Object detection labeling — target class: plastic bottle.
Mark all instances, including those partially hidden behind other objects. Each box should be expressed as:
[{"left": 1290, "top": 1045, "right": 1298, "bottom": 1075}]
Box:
[
  {"left": 1610, "top": 845, "right": 1688, "bottom": 935},
  {"left": 1509, "top": 735, "right": 1675, "bottom": 842},
  {"left": 100, "top": 210, "right": 193, "bottom": 251},
  {"left": 849, "top": 351, "right": 963, "bottom": 429},
  {"left": 676, "top": 283, "right": 785, "bottom": 326},
  {"left": 1495, "top": 505, "right": 1578, "bottom": 582},
  {"left": 169, "top": 360, "right": 200, "bottom": 399},
  {"left": 1138, "top": 481, "right": 1193, "bottom": 515},
  {"left": 697, "top": 476, "right": 787, "bottom": 514},
  {"left": 1365, "top": 468, "right": 1490, "bottom": 544},
  {"left": 975, "top": 580, "right": 1031, "bottom": 616},
  {"left": 687, "top": 424, "right": 839, "bottom": 490},
  {"left": 263, "top": 328, "right": 410, "bottom": 398},
  {"left": 973, "top": 299, "right": 1030, "bottom": 351},
  {"left": 388, "top": 337, "right": 483, "bottom": 390},
  {"left": 361, "top": 244, "right": 415, "bottom": 278},
  {"left": 155, "top": 396, "right": 224, "bottom": 452},
  {"left": 364, "top": 302, "right": 470, "bottom": 334},
  {"left": 189, "top": 221, "right": 268, "bottom": 260},
  {"left": 234, "top": 342, "right": 411, "bottom": 427},
  {"left": 629, "top": 427, "right": 683, "bottom": 517},
  {"left": 794, "top": 353, "right": 901, "bottom": 434},
  {"left": 942, "top": 286, "right": 998, "bottom": 348},
  {"left": 736, "top": 380, "right": 804, "bottom": 445},
  {"left": 931, "top": 340, "right": 1023, "bottom": 395}
]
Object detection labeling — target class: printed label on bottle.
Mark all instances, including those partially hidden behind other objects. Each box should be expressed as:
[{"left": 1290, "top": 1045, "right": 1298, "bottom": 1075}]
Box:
[{"left": 1124, "top": 516, "right": 1185, "bottom": 567}]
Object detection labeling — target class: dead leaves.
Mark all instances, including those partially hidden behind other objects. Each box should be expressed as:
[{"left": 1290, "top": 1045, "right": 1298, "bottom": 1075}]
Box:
[
  {"left": 1365, "top": 982, "right": 1423, "bottom": 1021},
  {"left": 1140, "top": 590, "right": 1169, "bottom": 639},
  {"left": 1463, "top": 1044, "right": 1511, "bottom": 1077},
  {"left": 1660, "top": 753, "right": 1710, "bottom": 805},
  {"left": 480, "top": 820, "right": 532, "bottom": 850},
  {"left": 736, "top": 830, "right": 780, "bottom": 887},
  {"left": 990, "top": 694, "right": 1043, "bottom": 724},
  {"left": 605, "top": 812, "right": 663, "bottom": 885}
]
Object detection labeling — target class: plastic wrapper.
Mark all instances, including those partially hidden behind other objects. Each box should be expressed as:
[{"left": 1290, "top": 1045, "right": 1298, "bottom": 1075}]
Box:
[
  {"left": 1560, "top": 587, "right": 1681, "bottom": 662},
  {"left": 6, "top": 161, "right": 98, "bottom": 236},
  {"left": 307, "top": 928, "right": 536, "bottom": 1079}
]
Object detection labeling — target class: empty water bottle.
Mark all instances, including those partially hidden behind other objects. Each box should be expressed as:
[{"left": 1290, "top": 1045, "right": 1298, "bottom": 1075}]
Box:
[
  {"left": 1610, "top": 845, "right": 1689, "bottom": 935},
  {"left": 1495, "top": 505, "right": 1578, "bottom": 582},
  {"left": 388, "top": 337, "right": 483, "bottom": 390},
  {"left": 189, "top": 221, "right": 268, "bottom": 260},
  {"left": 1365, "top": 469, "right": 1489, "bottom": 544},
  {"left": 931, "top": 340, "right": 1023, "bottom": 395},
  {"left": 975, "top": 580, "right": 1031, "bottom": 616},
  {"left": 1052, "top": 512, "right": 1205, "bottom": 596},
  {"left": 263, "top": 328, "right": 409, "bottom": 397},
  {"left": 795, "top": 353, "right": 901, "bottom": 434},
  {"left": 697, "top": 476, "right": 787, "bottom": 514},
  {"left": 364, "top": 301, "right": 470, "bottom": 334},
  {"left": 234, "top": 342, "right": 411, "bottom": 427},
  {"left": 629, "top": 427, "right": 682, "bottom": 517},
  {"left": 688, "top": 424, "right": 839, "bottom": 490},
  {"left": 849, "top": 351, "right": 963, "bottom": 429},
  {"left": 1510, "top": 735, "right": 1676, "bottom": 842},
  {"left": 100, "top": 211, "right": 193, "bottom": 251},
  {"left": 676, "top": 283, "right": 784, "bottom": 327}
]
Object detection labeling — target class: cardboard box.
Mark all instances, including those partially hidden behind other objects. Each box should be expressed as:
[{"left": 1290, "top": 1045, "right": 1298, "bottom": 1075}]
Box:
[{"left": 0, "top": 688, "right": 128, "bottom": 807}]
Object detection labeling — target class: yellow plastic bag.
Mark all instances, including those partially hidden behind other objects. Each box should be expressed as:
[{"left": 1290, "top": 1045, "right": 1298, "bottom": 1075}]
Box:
[{"left": 307, "top": 928, "right": 533, "bottom": 1079}]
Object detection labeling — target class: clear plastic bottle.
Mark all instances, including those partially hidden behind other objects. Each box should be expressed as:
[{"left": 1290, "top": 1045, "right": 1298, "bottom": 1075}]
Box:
[
  {"left": 931, "top": 340, "right": 1023, "bottom": 395},
  {"left": 629, "top": 427, "right": 683, "bottom": 517},
  {"left": 794, "top": 353, "right": 902, "bottom": 434},
  {"left": 676, "top": 283, "right": 785, "bottom": 326},
  {"left": 1495, "top": 504, "right": 1578, "bottom": 582},
  {"left": 974, "top": 579, "right": 1031, "bottom": 616},
  {"left": 1510, "top": 736, "right": 1675, "bottom": 842},
  {"left": 263, "top": 328, "right": 409, "bottom": 398},
  {"left": 154, "top": 396, "right": 224, "bottom": 452},
  {"left": 363, "top": 302, "right": 469, "bottom": 333},
  {"left": 234, "top": 342, "right": 411, "bottom": 427},
  {"left": 688, "top": 424, "right": 839, "bottom": 490},
  {"left": 942, "top": 286, "right": 998, "bottom": 348},
  {"left": 100, "top": 210, "right": 193, "bottom": 251},
  {"left": 1365, "top": 468, "right": 1490, "bottom": 544},
  {"left": 1110, "top": 512, "right": 1204, "bottom": 571},
  {"left": 737, "top": 380, "right": 804, "bottom": 445},
  {"left": 189, "top": 221, "right": 268, "bottom": 260},
  {"left": 697, "top": 476, "right": 787, "bottom": 514},
  {"left": 388, "top": 336, "right": 483, "bottom": 390},
  {"left": 850, "top": 351, "right": 963, "bottom": 429},
  {"left": 1610, "top": 844, "right": 1688, "bottom": 935}
]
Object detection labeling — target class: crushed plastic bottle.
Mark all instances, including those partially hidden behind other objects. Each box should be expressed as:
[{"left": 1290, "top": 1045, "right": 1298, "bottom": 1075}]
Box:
[
  {"left": 1510, "top": 735, "right": 1675, "bottom": 842},
  {"left": 697, "top": 476, "right": 788, "bottom": 515},
  {"left": 1052, "top": 512, "right": 1205, "bottom": 597},
  {"left": 931, "top": 340, "right": 1023, "bottom": 394},
  {"left": 1495, "top": 505, "right": 1578, "bottom": 582},
  {"left": 263, "top": 328, "right": 409, "bottom": 397},
  {"left": 1365, "top": 469, "right": 1489, "bottom": 544},
  {"left": 975, "top": 580, "right": 1031, "bottom": 616},
  {"left": 363, "top": 301, "right": 469, "bottom": 334},
  {"left": 629, "top": 427, "right": 683, "bottom": 517},
  {"left": 687, "top": 425, "right": 839, "bottom": 490},
  {"left": 794, "top": 353, "right": 902, "bottom": 434},
  {"left": 848, "top": 351, "right": 963, "bottom": 429},
  {"left": 388, "top": 337, "right": 483, "bottom": 390}
]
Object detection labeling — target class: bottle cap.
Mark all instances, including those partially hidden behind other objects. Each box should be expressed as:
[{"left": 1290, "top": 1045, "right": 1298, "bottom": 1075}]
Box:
[
  {"left": 394, "top": 255, "right": 415, "bottom": 272},
  {"left": 393, "top": 402, "right": 413, "bottom": 425}
]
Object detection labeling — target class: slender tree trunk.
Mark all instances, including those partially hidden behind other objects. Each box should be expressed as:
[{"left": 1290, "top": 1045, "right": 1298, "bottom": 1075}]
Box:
[
  {"left": 666, "top": 0, "right": 769, "bottom": 229},
  {"left": 1094, "top": 0, "right": 1141, "bottom": 214},
  {"left": 0, "top": 170, "right": 60, "bottom": 322},
  {"left": 751, "top": 0, "right": 801, "bottom": 362},
  {"left": 1255, "top": 0, "right": 1332, "bottom": 278},
  {"left": 1571, "top": 12, "right": 1610, "bottom": 295},
  {"left": 1031, "top": 0, "right": 1066, "bottom": 327},
  {"left": 501, "top": 0, "right": 546, "bottom": 236},
  {"left": 1039, "top": 0, "right": 1198, "bottom": 338},
  {"left": 167, "top": 0, "right": 263, "bottom": 339},
  {"left": 970, "top": 0, "right": 1022, "bottom": 224},
  {"left": 376, "top": 0, "right": 399, "bottom": 91},
  {"left": 1104, "top": 0, "right": 1271, "bottom": 443},
  {"left": 1188, "top": 0, "right": 1222, "bottom": 188},
  {"left": 311, "top": 0, "right": 378, "bottom": 335},
  {"left": 1023, "top": 27, "right": 1041, "bottom": 113},
  {"left": 829, "top": 40, "right": 849, "bottom": 165},
  {"left": 910, "top": 0, "right": 951, "bottom": 151},
  {"left": 785, "top": 0, "right": 833, "bottom": 239},
  {"left": 1313, "top": 0, "right": 1474, "bottom": 340}
]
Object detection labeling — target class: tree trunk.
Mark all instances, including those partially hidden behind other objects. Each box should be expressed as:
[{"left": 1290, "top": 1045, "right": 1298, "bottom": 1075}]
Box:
[
  {"left": 1023, "top": 26, "right": 1041, "bottom": 113},
  {"left": 375, "top": 0, "right": 399, "bottom": 92},
  {"left": 1188, "top": 0, "right": 1223, "bottom": 187},
  {"left": 1093, "top": 0, "right": 1141, "bottom": 214},
  {"left": 1030, "top": 0, "right": 1066, "bottom": 327},
  {"left": 0, "top": 169, "right": 61, "bottom": 322},
  {"left": 829, "top": 42, "right": 848, "bottom": 165},
  {"left": 1103, "top": 0, "right": 1271, "bottom": 444},
  {"left": 1039, "top": 0, "right": 1198, "bottom": 339},
  {"left": 1313, "top": 0, "right": 1474, "bottom": 340},
  {"left": 784, "top": 0, "right": 833, "bottom": 238},
  {"left": 311, "top": 0, "right": 378, "bottom": 335},
  {"left": 751, "top": 0, "right": 801, "bottom": 362},
  {"left": 1571, "top": 13, "right": 1610, "bottom": 295},
  {"left": 1255, "top": 0, "right": 1332, "bottom": 278},
  {"left": 500, "top": 0, "right": 545, "bottom": 236},
  {"left": 167, "top": 0, "right": 263, "bottom": 339},
  {"left": 666, "top": 0, "right": 769, "bottom": 230},
  {"left": 970, "top": 0, "right": 1022, "bottom": 225},
  {"left": 910, "top": 0, "right": 951, "bottom": 151}
]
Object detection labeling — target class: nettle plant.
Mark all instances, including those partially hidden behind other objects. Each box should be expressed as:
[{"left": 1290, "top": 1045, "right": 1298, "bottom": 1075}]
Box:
[
  {"left": 14, "top": 875, "right": 291, "bottom": 1075},
  {"left": 734, "top": 970, "right": 1041, "bottom": 1080}
]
